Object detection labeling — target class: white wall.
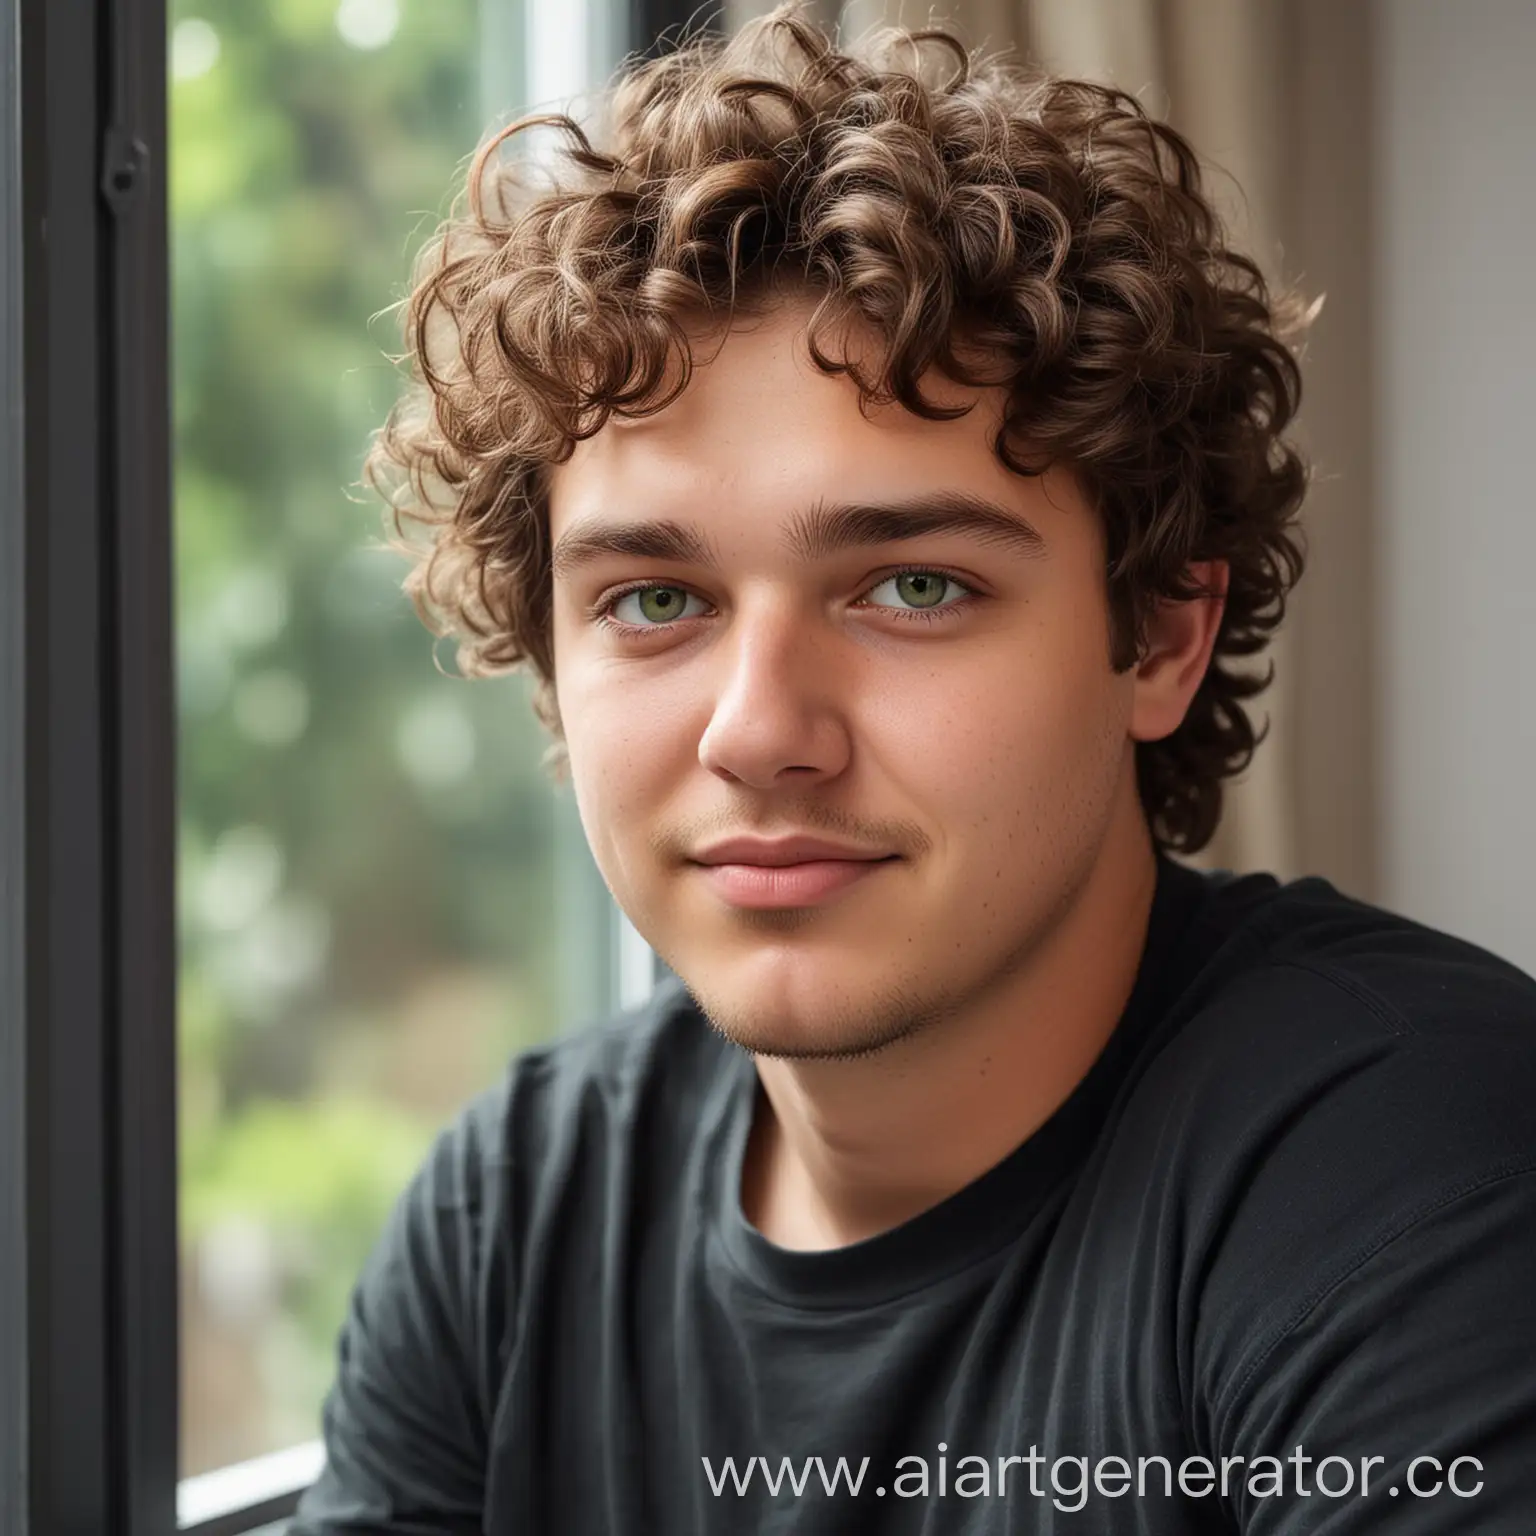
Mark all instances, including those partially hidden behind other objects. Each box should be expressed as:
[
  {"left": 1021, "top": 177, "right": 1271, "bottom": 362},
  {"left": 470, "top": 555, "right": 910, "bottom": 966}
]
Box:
[{"left": 1377, "top": 0, "right": 1536, "bottom": 975}]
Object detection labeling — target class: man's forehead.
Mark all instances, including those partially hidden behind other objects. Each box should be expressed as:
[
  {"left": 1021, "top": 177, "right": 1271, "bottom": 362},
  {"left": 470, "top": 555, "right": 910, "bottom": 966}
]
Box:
[
  {"left": 542, "top": 301, "right": 1033, "bottom": 553},
  {"left": 549, "top": 381, "right": 1005, "bottom": 527},
  {"left": 562, "top": 300, "right": 991, "bottom": 452}
]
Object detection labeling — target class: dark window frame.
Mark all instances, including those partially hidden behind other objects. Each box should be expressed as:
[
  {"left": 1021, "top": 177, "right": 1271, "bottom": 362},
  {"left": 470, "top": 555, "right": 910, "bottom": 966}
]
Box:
[
  {"left": 1, "top": 2, "right": 716, "bottom": 1534},
  {"left": 3, "top": 0, "right": 178, "bottom": 1534}
]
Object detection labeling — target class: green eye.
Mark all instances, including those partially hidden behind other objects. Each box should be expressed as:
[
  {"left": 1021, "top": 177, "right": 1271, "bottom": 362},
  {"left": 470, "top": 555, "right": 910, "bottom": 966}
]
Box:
[
  {"left": 864, "top": 570, "right": 970, "bottom": 612},
  {"left": 892, "top": 571, "right": 949, "bottom": 608},
  {"left": 634, "top": 586, "right": 689, "bottom": 623},
  {"left": 604, "top": 585, "right": 701, "bottom": 626}
]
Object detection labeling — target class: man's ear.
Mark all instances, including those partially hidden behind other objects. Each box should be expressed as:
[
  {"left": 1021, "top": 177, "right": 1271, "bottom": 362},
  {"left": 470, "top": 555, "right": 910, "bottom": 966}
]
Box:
[{"left": 1128, "top": 561, "right": 1228, "bottom": 744}]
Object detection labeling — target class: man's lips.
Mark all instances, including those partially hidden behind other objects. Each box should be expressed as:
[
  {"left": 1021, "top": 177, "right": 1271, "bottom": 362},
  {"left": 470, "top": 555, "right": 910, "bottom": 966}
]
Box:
[
  {"left": 692, "top": 855, "right": 899, "bottom": 909},
  {"left": 690, "top": 834, "right": 896, "bottom": 866}
]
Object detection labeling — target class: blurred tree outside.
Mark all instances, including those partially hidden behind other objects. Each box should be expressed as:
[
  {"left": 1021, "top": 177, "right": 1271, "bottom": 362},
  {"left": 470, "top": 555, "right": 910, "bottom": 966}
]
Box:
[{"left": 170, "top": 0, "right": 564, "bottom": 1475}]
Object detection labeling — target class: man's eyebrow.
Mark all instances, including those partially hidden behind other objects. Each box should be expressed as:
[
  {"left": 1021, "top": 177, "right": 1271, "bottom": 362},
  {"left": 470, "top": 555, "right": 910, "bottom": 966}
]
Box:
[{"left": 549, "top": 490, "right": 1048, "bottom": 581}]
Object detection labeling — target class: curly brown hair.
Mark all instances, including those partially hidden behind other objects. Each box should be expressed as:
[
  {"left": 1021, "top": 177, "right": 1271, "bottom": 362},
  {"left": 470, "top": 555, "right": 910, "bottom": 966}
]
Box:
[{"left": 370, "top": 1, "right": 1310, "bottom": 856}]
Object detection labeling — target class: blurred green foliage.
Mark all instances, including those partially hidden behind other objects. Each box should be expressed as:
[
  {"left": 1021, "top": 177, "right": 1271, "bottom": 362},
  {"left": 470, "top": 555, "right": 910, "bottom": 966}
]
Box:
[{"left": 170, "top": 0, "right": 561, "bottom": 1473}]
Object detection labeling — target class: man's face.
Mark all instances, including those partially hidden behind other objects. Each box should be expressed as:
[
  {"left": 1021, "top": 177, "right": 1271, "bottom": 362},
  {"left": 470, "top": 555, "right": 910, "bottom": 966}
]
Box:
[{"left": 546, "top": 297, "right": 1141, "bottom": 1059}]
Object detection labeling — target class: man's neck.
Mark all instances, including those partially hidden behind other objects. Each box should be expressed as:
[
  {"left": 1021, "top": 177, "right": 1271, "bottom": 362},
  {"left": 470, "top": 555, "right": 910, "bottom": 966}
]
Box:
[{"left": 740, "top": 789, "right": 1161, "bottom": 1252}]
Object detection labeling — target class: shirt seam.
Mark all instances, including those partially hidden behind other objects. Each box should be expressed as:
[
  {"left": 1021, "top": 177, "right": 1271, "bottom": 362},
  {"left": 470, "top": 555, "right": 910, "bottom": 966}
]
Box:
[
  {"left": 1267, "top": 955, "right": 1416, "bottom": 1037},
  {"left": 1221, "top": 1157, "right": 1536, "bottom": 1415}
]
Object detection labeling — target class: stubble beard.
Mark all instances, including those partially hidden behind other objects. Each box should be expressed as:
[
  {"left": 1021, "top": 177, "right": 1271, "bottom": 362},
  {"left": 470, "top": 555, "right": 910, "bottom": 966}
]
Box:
[{"left": 685, "top": 971, "right": 958, "bottom": 1061}]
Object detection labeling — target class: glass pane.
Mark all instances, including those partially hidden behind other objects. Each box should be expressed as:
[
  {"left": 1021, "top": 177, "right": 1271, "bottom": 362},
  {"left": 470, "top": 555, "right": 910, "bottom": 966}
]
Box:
[{"left": 169, "top": 0, "right": 607, "bottom": 1477}]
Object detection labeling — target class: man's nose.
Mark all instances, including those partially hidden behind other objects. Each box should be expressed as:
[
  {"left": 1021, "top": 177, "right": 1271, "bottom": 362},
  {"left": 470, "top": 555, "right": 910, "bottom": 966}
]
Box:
[{"left": 694, "top": 600, "right": 853, "bottom": 789}]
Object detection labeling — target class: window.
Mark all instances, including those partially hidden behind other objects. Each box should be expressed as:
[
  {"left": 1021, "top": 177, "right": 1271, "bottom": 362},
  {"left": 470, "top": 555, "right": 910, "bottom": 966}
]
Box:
[
  {"left": 170, "top": 0, "right": 568, "bottom": 1481},
  {"left": 2, "top": 2, "right": 704, "bottom": 1533}
]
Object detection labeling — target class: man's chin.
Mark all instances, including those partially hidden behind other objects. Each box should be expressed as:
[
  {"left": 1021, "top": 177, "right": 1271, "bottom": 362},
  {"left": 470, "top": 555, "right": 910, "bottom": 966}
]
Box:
[
  {"left": 682, "top": 982, "right": 942, "bottom": 1063},
  {"left": 718, "top": 1023, "right": 915, "bottom": 1063}
]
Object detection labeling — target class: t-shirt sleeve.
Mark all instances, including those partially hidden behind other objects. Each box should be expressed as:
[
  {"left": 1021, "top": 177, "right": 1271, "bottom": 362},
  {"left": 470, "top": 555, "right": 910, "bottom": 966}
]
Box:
[
  {"left": 287, "top": 1086, "right": 509, "bottom": 1535},
  {"left": 1207, "top": 1161, "right": 1536, "bottom": 1531}
]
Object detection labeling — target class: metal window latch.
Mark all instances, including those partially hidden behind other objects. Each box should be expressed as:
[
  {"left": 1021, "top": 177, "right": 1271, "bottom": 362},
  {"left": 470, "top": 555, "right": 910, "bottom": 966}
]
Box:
[{"left": 100, "top": 126, "right": 150, "bottom": 217}]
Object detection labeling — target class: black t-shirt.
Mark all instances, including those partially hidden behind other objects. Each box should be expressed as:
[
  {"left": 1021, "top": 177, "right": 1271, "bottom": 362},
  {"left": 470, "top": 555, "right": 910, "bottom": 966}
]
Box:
[{"left": 290, "top": 854, "right": 1536, "bottom": 1533}]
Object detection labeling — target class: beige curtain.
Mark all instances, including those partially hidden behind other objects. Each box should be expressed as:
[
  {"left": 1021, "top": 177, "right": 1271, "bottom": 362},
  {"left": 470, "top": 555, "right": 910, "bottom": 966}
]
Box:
[
  {"left": 720, "top": 0, "right": 1379, "bottom": 895},
  {"left": 1027, "top": 0, "right": 1295, "bottom": 879}
]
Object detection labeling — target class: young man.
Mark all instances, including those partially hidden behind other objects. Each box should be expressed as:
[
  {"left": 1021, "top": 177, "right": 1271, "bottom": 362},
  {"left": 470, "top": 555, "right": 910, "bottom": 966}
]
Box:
[{"left": 292, "top": 6, "right": 1536, "bottom": 1531}]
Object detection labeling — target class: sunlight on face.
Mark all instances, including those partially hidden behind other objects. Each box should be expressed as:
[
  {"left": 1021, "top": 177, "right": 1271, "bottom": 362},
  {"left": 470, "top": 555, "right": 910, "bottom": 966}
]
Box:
[{"left": 546, "top": 297, "right": 1138, "bottom": 1058}]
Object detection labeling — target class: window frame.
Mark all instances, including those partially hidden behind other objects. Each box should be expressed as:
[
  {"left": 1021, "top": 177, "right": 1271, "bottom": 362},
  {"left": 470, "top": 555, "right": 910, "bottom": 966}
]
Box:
[
  {"left": 4, "top": 0, "right": 178, "bottom": 1534},
  {"left": 1, "top": 1, "right": 713, "bottom": 1533}
]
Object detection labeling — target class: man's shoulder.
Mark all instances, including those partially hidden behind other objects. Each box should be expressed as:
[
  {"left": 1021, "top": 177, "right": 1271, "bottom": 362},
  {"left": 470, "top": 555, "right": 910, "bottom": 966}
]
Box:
[
  {"left": 1161, "top": 864, "right": 1536, "bottom": 1075},
  {"left": 1119, "top": 869, "right": 1536, "bottom": 1321},
  {"left": 1232, "top": 869, "right": 1536, "bottom": 1041},
  {"left": 1119, "top": 868, "right": 1536, "bottom": 1175},
  {"left": 516, "top": 973, "right": 727, "bottom": 1116},
  {"left": 434, "top": 975, "right": 731, "bottom": 1190},
  {"left": 1125, "top": 873, "right": 1536, "bottom": 1431}
]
